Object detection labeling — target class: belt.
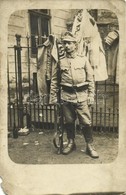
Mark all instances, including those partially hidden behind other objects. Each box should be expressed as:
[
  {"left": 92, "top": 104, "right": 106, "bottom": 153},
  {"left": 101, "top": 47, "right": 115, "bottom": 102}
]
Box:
[{"left": 61, "top": 85, "right": 88, "bottom": 92}]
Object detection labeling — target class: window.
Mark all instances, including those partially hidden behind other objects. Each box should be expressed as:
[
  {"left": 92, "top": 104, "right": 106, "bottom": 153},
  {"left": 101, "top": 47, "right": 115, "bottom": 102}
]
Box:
[{"left": 29, "top": 9, "right": 51, "bottom": 57}]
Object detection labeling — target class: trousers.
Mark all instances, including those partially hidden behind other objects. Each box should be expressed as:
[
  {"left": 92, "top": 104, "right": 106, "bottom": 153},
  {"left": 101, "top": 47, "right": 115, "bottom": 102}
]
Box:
[
  {"left": 62, "top": 101, "right": 93, "bottom": 143},
  {"left": 62, "top": 100, "right": 91, "bottom": 126}
]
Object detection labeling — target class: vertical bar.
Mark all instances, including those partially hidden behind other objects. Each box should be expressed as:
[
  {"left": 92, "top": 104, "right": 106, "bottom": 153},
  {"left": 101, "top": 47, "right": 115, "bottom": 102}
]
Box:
[
  {"left": 39, "top": 104, "right": 42, "bottom": 127},
  {"left": 8, "top": 105, "right": 10, "bottom": 129},
  {"left": 27, "top": 103, "right": 31, "bottom": 129},
  {"left": 7, "top": 57, "right": 11, "bottom": 128},
  {"left": 53, "top": 105, "right": 55, "bottom": 130},
  {"left": 33, "top": 73, "right": 38, "bottom": 94},
  {"left": 52, "top": 105, "right": 54, "bottom": 130},
  {"left": 41, "top": 104, "right": 44, "bottom": 130},
  {"left": 54, "top": 104, "right": 58, "bottom": 132},
  {"left": 35, "top": 35, "right": 38, "bottom": 74},
  {"left": 60, "top": 102, "right": 64, "bottom": 140},
  {"left": 50, "top": 105, "right": 53, "bottom": 129},
  {"left": 48, "top": 105, "right": 50, "bottom": 130},
  {"left": 113, "top": 76, "right": 116, "bottom": 132},
  {"left": 100, "top": 107, "right": 102, "bottom": 131},
  {"left": 14, "top": 47, "right": 19, "bottom": 104},
  {"left": 48, "top": 10, "right": 51, "bottom": 35},
  {"left": 15, "top": 34, "right": 23, "bottom": 128},
  {"left": 33, "top": 103, "right": 36, "bottom": 123},
  {"left": 104, "top": 80, "right": 107, "bottom": 131},
  {"left": 29, "top": 103, "right": 32, "bottom": 127},
  {"left": 13, "top": 103, "right": 16, "bottom": 128},
  {"left": 38, "top": 103, "right": 40, "bottom": 129},
  {"left": 49, "top": 105, "right": 51, "bottom": 129},
  {"left": 91, "top": 107, "right": 94, "bottom": 130},
  {"left": 117, "top": 108, "right": 119, "bottom": 133},
  {"left": 7, "top": 57, "right": 10, "bottom": 105},
  {"left": 10, "top": 104, "right": 13, "bottom": 128},
  {"left": 108, "top": 108, "right": 111, "bottom": 132},
  {"left": 25, "top": 103, "right": 28, "bottom": 127},
  {"left": 43, "top": 94, "right": 45, "bottom": 105},
  {"left": 22, "top": 104, "right": 24, "bottom": 128},
  {"left": 27, "top": 35, "right": 32, "bottom": 127},
  {"left": 28, "top": 101, "right": 32, "bottom": 128},
  {"left": 45, "top": 105, "right": 48, "bottom": 130},
  {"left": 26, "top": 34, "right": 31, "bottom": 96},
  {"left": 113, "top": 112, "right": 115, "bottom": 132},
  {"left": 95, "top": 81, "right": 98, "bottom": 130},
  {"left": 27, "top": 34, "right": 32, "bottom": 120},
  {"left": 15, "top": 104, "right": 18, "bottom": 129},
  {"left": 22, "top": 104, "right": 26, "bottom": 127},
  {"left": 14, "top": 46, "right": 19, "bottom": 127}
]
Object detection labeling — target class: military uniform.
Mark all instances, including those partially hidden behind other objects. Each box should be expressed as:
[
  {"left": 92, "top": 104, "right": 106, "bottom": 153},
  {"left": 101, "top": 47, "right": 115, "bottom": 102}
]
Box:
[
  {"left": 61, "top": 52, "right": 95, "bottom": 142},
  {"left": 50, "top": 32, "right": 99, "bottom": 158}
]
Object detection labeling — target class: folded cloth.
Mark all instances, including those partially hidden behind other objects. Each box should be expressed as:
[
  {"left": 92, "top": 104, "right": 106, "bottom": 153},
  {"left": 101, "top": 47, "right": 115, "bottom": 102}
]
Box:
[
  {"left": 18, "top": 127, "right": 29, "bottom": 136},
  {"left": 72, "top": 9, "right": 108, "bottom": 81},
  {"left": 105, "top": 30, "right": 119, "bottom": 46}
]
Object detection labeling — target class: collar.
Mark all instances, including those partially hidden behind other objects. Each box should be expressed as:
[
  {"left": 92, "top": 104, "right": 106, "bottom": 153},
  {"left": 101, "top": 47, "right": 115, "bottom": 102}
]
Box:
[{"left": 66, "top": 51, "right": 77, "bottom": 58}]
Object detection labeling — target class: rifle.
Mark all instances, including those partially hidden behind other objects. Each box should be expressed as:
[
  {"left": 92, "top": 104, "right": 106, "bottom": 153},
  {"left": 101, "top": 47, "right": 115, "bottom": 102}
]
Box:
[
  {"left": 53, "top": 100, "right": 64, "bottom": 155},
  {"left": 53, "top": 40, "right": 65, "bottom": 154}
]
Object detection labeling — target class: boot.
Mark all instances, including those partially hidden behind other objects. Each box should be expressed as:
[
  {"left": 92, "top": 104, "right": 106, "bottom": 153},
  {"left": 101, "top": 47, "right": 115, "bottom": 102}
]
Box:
[
  {"left": 86, "top": 143, "right": 99, "bottom": 158},
  {"left": 62, "top": 123, "right": 76, "bottom": 155},
  {"left": 82, "top": 125, "right": 99, "bottom": 158},
  {"left": 62, "top": 139, "right": 76, "bottom": 155},
  {"left": 65, "top": 123, "right": 75, "bottom": 140}
]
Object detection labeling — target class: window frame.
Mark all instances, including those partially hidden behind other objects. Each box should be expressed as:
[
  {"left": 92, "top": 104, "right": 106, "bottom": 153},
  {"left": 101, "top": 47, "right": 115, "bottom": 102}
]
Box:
[{"left": 29, "top": 9, "right": 51, "bottom": 58}]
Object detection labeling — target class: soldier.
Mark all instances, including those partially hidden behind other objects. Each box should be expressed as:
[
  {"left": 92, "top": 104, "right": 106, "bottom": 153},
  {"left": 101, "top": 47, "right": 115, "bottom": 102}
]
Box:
[{"left": 50, "top": 31, "right": 99, "bottom": 158}]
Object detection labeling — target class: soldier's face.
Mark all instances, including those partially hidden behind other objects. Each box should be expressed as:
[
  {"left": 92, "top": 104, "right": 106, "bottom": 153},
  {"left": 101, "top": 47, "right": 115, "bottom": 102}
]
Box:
[{"left": 63, "top": 41, "right": 76, "bottom": 53}]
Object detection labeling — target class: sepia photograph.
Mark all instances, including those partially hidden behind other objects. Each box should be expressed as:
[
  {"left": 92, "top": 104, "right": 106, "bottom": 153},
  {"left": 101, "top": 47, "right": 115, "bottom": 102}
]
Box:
[
  {"left": 0, "top": 0, "right": 126, "bottom": 195},
  {"left": 7, "top": 8, "right": 119, "bottom": 164}
]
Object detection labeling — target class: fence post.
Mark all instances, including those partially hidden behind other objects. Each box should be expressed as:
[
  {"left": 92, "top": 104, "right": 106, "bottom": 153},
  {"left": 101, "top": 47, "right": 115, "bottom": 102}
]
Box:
[
  {"left": 26, "top": 34, "right": 31, "bottom": 96},
  {"left": 15, "top": 34, "right": 23, "bottom": 128},
  {"left": 34, "top": 35, "right": 39, "bottom": 94}
]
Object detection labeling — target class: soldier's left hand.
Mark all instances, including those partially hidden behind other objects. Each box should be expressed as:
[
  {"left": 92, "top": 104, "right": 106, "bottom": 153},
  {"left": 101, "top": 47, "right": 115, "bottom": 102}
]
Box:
[{"left": 87, "top": 96, "right": 94, "bottom": 105}]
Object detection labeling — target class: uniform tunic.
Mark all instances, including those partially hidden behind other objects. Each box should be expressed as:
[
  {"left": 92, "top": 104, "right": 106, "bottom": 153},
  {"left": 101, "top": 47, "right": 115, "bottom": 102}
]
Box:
[
  {"left": 50, "top": 53, "right": 95, "bottom": 126},
  {"left": 60, "top": 54, "right": 95, "bottom": 103}
]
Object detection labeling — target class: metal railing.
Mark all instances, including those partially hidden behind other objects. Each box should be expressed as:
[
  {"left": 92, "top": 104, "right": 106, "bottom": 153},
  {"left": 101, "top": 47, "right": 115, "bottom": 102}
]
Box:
[{"left": 8, "top": 34, "right": 119, "bottom": 132}]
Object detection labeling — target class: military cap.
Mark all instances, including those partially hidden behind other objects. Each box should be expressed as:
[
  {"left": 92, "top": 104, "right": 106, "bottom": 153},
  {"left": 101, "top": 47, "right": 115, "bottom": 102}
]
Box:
[
  {"left": 62, "top": 31, "right": 77, "bottom": 42},
  {"left": 105, "top": 30, "right": 119, "bottom": 46}
]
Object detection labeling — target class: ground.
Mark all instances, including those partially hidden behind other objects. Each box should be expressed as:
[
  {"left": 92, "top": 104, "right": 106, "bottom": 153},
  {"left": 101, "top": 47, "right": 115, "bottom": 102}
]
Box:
[{"left": 8, "top": 129, "right": 118, "bottom": 164}]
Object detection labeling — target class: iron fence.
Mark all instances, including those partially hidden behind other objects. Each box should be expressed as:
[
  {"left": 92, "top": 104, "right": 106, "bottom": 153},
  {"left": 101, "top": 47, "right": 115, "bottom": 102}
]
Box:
[{"left": 8, "top": 34, "right": 119, "bottom": 132}]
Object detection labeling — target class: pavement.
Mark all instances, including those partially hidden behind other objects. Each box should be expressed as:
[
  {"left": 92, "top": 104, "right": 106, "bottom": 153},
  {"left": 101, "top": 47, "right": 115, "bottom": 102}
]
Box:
[{"left": 8, "top": 129, "right": 118, "bottom": 164}]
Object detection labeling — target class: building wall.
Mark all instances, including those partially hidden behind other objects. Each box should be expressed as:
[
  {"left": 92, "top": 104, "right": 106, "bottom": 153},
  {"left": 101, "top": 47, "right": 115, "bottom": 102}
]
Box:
[
  {"left": 8, "top": 10, "right": 29, "bottom": 82},
  {"left": 7, "top": 9, "right": 119, "bottom": 93},
  {"left": 8, "top": 9, "right": 72, "bottom": 47},
  {"left": 8, "top": 9, "right": 71, "bottom": 83},
  {"left": 8, "top": 10, "right": 28, "bottom": 47},
  {"left": 51, "top": 9, "right": 72, "bottom": 37}
]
